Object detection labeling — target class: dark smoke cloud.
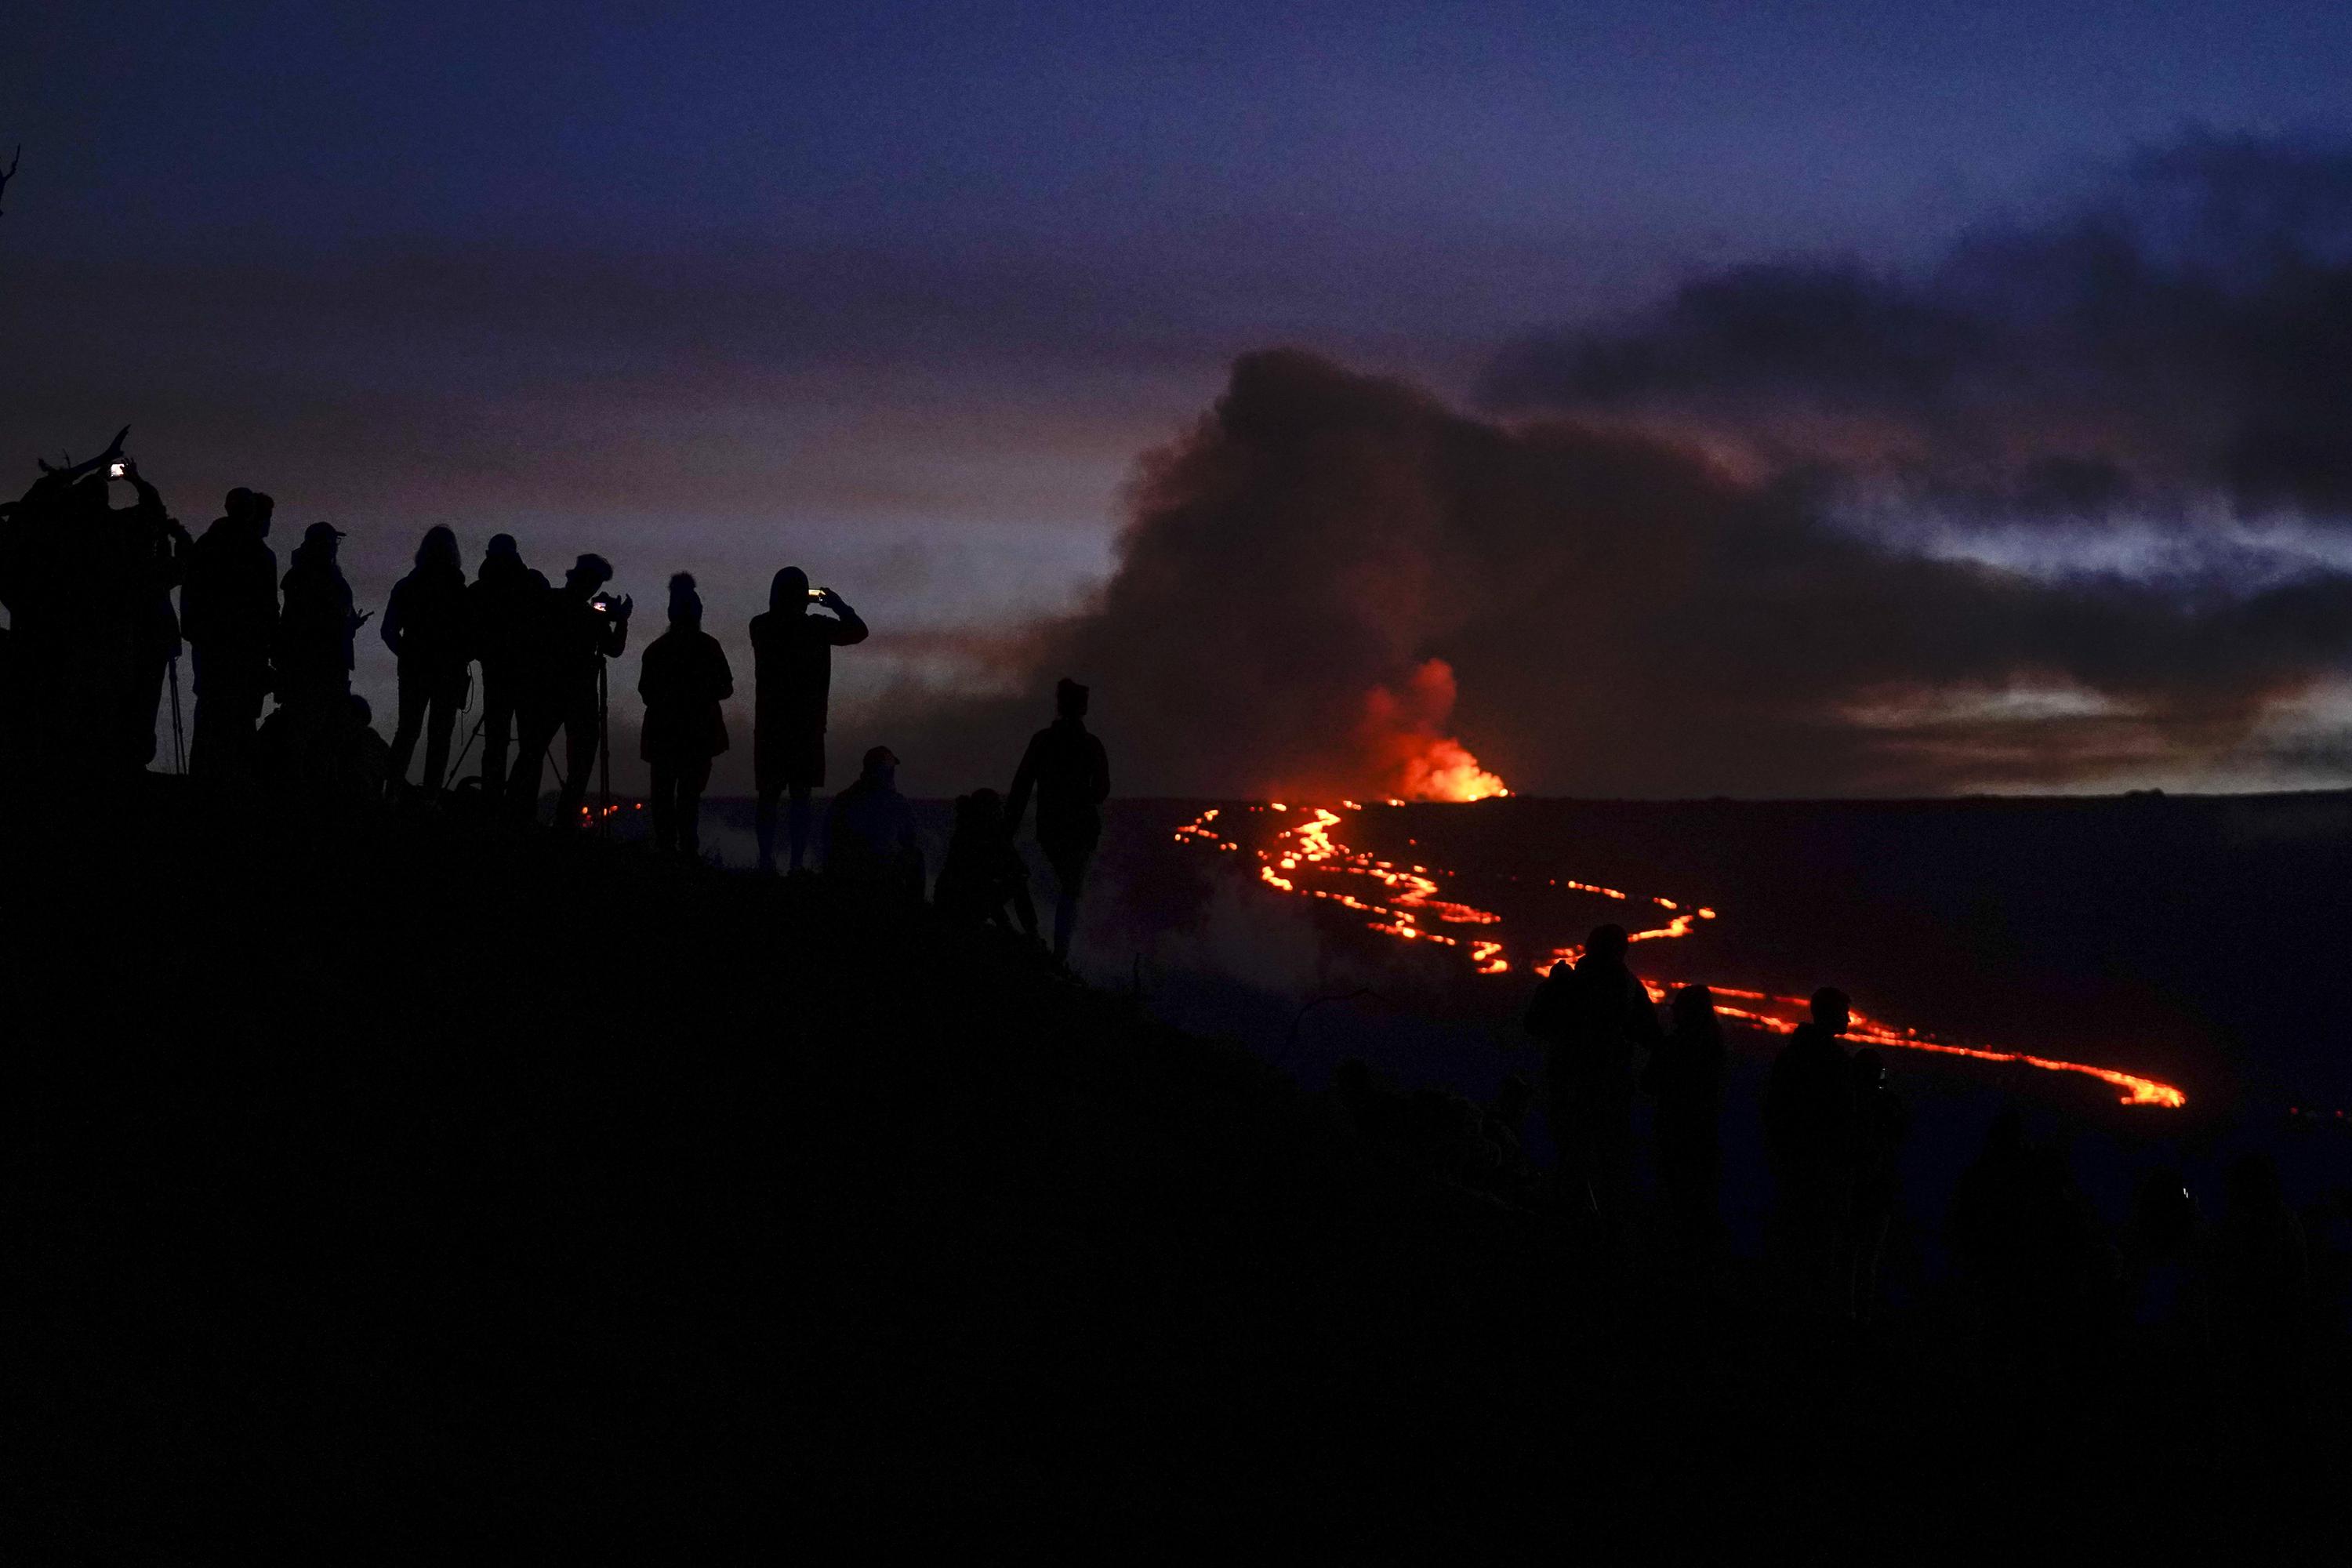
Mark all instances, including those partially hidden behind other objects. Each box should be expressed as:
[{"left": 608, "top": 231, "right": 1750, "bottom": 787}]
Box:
[
  {"left": 1482, "top": 132, "right": 2352, "bottom": 525},
  {"left": 867, "top": 134, "right": 2352, "bottom": 799},
  {"left": 868, "top": 347, "right": 2352, "bottom": 798}
]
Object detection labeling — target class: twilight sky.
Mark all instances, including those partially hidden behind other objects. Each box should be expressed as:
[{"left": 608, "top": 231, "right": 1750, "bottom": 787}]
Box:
[{"left": 10, "top": 2, "right": 2352, "bottom": 794}]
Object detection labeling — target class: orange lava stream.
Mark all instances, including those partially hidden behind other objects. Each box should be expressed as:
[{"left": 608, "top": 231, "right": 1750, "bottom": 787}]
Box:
[{"left": 1174, "top": 802, "right": 2187, "bottom": 1109}]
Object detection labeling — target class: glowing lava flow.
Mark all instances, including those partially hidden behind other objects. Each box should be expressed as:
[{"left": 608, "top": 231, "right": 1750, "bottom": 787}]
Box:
[{"left": 1174, "top": 802, "right": 2187, "bottom": 1109}]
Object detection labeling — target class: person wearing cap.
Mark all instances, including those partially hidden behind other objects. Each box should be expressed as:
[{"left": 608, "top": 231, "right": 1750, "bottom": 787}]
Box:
[
  {"left": 1006, "top": 677, "right": 1111, "bottom": 963},
  {"left": 749, "top": 565, "right": 868, "bottom": 874},
  {"left": 182, "top": 485, "right": 278, "bottom": 780},
  {"left": 637, "top": 572, "right": 733, "bottom": 860},
  {"left": 822, "top": 743, "right": 922, "bottom": 900},
  {"left": 507, "top": 551, "right": 630, "bottom": 824},
  {"left": 273, "top": 520, "right": 365, "bottom": 718},
  {"left": 465, "top": 533, "right": 548, "bottom": 807}
]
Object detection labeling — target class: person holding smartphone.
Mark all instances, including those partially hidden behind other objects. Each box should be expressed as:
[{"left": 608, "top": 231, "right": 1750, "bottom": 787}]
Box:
[{"left": 748, "top": 566, "right": 867, "bottom": 874}]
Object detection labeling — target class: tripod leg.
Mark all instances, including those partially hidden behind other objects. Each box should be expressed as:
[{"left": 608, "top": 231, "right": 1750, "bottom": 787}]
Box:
[
  {"left": 447, "top": 711, "right": 486, "bottom": 786},
  {"left": 167, "top": 654, "right": 187, "bottom": 775},
  {"left": 597, "top": 660, "right": 612, "bottom": 832}
]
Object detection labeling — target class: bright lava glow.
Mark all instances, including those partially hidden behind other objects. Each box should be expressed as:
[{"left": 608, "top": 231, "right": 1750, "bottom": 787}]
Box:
[
  {"left": 1397, "top": 738, "right": 1511, "bottom": 803},
  {"left": 1174, "top": 801, "right": 2186, "bottom": 1109}
]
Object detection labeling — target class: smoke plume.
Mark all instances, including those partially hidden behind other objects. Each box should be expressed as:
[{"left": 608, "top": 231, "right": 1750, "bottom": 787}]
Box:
[{"left": 873, "top": 136, "right": 2352, "bottom": 798}]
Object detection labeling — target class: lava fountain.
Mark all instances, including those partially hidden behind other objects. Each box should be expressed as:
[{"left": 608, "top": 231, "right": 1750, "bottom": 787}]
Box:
[{"left": 1359, "top": 659, "right": 1509, "bottom": 804}]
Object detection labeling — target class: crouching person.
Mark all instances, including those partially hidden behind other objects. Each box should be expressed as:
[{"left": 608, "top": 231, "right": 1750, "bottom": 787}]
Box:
[
  {"left": 935, "top": 787, "right": 1040, "bottom": 938},
  {"left": 824, "top": 745, "right": 924, "bottom": 905}
]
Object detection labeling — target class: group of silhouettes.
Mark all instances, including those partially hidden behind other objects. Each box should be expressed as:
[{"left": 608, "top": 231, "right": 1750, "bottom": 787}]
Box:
[
  {"left": 1505, "top": 923, "right": 2344, "bottom": 1357},
  {"left": 0, "top": 432, "right": 1112, "bottom": 960},
  {"left": 1341, "top": 917, "right": 2345, "bottom": 1362}
]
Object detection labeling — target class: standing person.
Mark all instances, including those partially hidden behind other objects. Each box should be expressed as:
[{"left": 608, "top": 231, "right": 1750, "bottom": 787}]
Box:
[
  {"left": 1648, "top": 983, "right": 1728, "bottom": 1253},
  {"left": 1005, "top": 677, "right": 1111, "bottom": 964},
  {"left": 1766, "top": 986, "right": 1857, "bottom": 1319},
  {"left": 466, "top": 534, "right": 546, "bottom": 806},
  {"left": 1523, "top": 924, "right": 1662, "bottom": 1222},
  {"left": 114, "top": 459, "right": 191, "bottom": 772},
  {"left": 381, "top": 525, "right": 471, "bottom": 800},
  {"left": 274, "top": 522, "right": 365, "bottom": 718},
  {"left": 1849, "top": 1047, "right": 1908, "bottom": 1325},
  {"left": 181, "top": 486, "right": 279, "bottom": 782},
  {"left": 749, "top": 567, "right": 867, "bottom": 874},
  {"left": 637, "top": 572, "right": 733, "bottom": 861},
  {"left": 21, "top": 469, "right": 141, "bottom": 775},
  {"left": 507, "top": 554, "right": 628, "bottom": 824}
]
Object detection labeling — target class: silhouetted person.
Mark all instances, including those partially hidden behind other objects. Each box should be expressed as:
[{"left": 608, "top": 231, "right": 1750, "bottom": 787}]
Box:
[
  {"left": 824, "top": 744, "right": 922, "bottom": 900},
  {"left": 1647, "top": 984, "right": 1726, "bottom": 1250},
  {"left": 1950, "top": 1108, "right": 2032, "bottom": 1327},
  {"left": 936, "top": 788, "right": 1040, "bottom": 937},
  {"left": 1849, "top": 1047, "right": 1908, "bottom": 1324},
  {"left": 1334, "top": 1058, "right": 1414, "bottom": 1148},
  {"left": 274, "top": 521, "right": 365, "bottom": 717},
  {"left": 466, "top": 534, "right": 546, "bottom": 808},
  {"left": 637, "top": 572, "right": 734, "bottom": 861},
  {"left": 382, "top": 524, "right": 471, "bottom": 799},
  {"left": 115, "top": 460, "right": 190, "bottom": 771},
  {"left": 181, "top": 485, "right": 279, "bottom": 782},
  {"left": 1480, "top": 1074, "right": 1541, "bottom": 1201},
  {"left": 343, "top": 695, "right": 390, "bottom": 808},
  {"left": 1524, "top": 924, "right": 1661, "bottom": 1221},
  {"left": 1338, "top": 1065, "right": 1514, "bottom": 1190},
  {"left": 2210, "top": 1154, "right": 2316, "bottom": 1464},
  {"left": 2115, "top": 1165, "right": 2216, "bottom": 1465},
  {"left": 508, "top": 554, "right": 629, "bottom": 824},
  {"left": 1007, "top": 677, "right": 1111, "bottom": 964},
  {"left": 2123, "top": 1166, "right": 2208, "bottom": 1350},
  {"left": 1950, "top": 1109, "right": 2114, "bottom": 1361},
  {"left": 2308, "top": 1187, "right": 2352, "bottom": 1346},
  {"left": 1, "top": 456, "right": 131, "bottom": 775},
  {"left": 2212, "top": 1153, "right": 2310, "bottom": 1349},
  {"left": 9, "top": 453, "right": 186, "bottom": 777},
  {"left": 750, "top": 567, "right": 867, "bottom": 874},
  {"left": 259, "top": 691, "right": 389, "bottom": 814},
  {"left": 1409, "top": 1087, "right": 1498, "bottom": 1185},
  {"left": 1765, "top": 986, "right": 1855, "bottom": 1317}
]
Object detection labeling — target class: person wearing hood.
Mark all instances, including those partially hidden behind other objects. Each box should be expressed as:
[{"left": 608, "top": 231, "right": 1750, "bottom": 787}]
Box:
[
  {"left": 637, "top": 572, "right": 734, "bottom": 860},
  {"left": 748, "top": 566, "right": 867, "bottom": 874}
]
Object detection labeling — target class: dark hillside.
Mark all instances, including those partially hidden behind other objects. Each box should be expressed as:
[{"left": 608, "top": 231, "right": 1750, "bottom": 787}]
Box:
[{"left": 4, "top": 785, "right": 2339, "bottom": 1553}]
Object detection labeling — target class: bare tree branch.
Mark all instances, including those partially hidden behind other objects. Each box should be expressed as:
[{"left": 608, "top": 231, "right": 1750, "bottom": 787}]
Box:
[{"left": 0, "top": 146, "right": 20, "bottom": 219}]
